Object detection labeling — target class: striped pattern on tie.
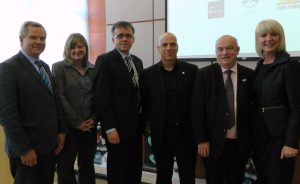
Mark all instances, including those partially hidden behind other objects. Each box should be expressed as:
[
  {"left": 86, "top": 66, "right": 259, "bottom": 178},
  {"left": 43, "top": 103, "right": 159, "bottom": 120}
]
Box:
[
  {"left": 35, "top": 60, "right": 53, "bottom": 93},
  {"left": 124, "top": 56, "right": 139, "bottom": 88}
]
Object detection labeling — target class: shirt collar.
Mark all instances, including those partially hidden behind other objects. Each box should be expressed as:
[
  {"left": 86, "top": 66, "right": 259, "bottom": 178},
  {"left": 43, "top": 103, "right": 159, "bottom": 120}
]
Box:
[
  {"left": 116, "top": 48, "right": 131, "bottom": 60},
  {"left": 21, "top": 49, "right": 39, "bottom": 65},
  {"left": 220, "top": 62, "right": 237, "bottom": 74}
]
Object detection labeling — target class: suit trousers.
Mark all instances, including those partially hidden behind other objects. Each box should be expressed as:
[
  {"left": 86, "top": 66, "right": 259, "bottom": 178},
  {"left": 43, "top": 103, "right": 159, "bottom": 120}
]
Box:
[
  {"left": 154, "top": 125, "right": 196, "bottom": 184},
  {"left": 106, "top": 134, "right": 143, "bottom": 184},
  {"left": 203, "top": 139, "right": 246, "bottom": 184},
  {"left": 56, "top": 128, "right": 97, "bottom": 184},
  {"left": 9, "top": 152, "right": 56, "bottom": 184}
]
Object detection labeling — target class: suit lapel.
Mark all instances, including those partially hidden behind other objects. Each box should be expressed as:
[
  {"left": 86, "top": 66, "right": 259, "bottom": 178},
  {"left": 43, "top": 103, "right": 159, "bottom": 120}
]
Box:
[
  {"left": 17, "top": 52, "right": 53, "bottom": 95},
  {"left": 214, "top": 64, "right": 227, "bottom": 108},
  {"left": 63, "top": 62, "right": 82, "bottom": 87},
  {"left": 236, "top": 64, "right": 247, "bottom": 115},
  {"left": 113, "top": 49, "right": 135, "bottom": 88}
]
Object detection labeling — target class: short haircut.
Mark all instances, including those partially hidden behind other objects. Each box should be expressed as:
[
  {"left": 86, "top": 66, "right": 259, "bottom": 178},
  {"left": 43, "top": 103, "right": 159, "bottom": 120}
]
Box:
[
  {"left": 255, "top": 19, "right": 286, "bottom": 58},
  {"left": 19, "top": 21, "right": 46, "bottom": 38},
  {"left": 111, "top": 21, "right": 135, "bottom": 35}
]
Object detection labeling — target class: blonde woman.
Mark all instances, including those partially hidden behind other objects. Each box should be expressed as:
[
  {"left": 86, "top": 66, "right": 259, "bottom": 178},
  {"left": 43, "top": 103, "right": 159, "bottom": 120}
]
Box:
[{"left": 252, "top": 19, "right": 300, "bottom": 184}]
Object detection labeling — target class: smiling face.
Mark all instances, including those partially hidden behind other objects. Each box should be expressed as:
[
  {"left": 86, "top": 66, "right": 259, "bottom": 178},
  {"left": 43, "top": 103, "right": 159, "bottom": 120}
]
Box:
[
  {"left": 255, "top": 19, "right": 286, "bottom": 58},
  {"left": 256, "top": 31, "right": 280, "bottom": 57},
  {"left": 112, "top": 27, "right": 134, "bottom": 54},
  {"left": 215, "top": 35, "right": 239, "bottom": 69},
  {"left": 70, "top": 42, "right": 87, "bottom": 62},
  {"left": 20, "top": 26, "right": 46, "bottom": 58}
]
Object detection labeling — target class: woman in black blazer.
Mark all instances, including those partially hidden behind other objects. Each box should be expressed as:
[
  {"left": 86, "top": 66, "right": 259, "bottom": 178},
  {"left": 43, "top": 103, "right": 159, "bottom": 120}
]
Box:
[
  {"left": 52, "top": 33, "right": 97, "bottom": 184},
  {"left": 252, "top": 19, "right": 300, "bottom": 184}
]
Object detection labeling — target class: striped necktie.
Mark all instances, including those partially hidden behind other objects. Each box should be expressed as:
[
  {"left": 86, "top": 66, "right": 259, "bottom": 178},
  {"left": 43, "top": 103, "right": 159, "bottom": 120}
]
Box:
[
  {"left": 35, "top": 60, "right": 53, "bottom": 93},
  {"left": 225, "top": 69, "right": 235, "bottom": 129},
  {"left": 124, "top": 56, "right": 139, "bottom": 88}
]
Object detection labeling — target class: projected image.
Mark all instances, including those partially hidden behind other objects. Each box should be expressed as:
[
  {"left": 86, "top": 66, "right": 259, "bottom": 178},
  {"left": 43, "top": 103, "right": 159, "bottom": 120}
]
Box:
[
  {"left": 167, "top": 0, "right": 300, "bottom": 59},
  {"left": 208, "top": 0, "right": 224, "bottom": 19},
  {"left": 243, "top": 0, "right": 259, "bottom": 8},
  {"left": 277, "top": 0, "right": 300, "bottom": 9}
]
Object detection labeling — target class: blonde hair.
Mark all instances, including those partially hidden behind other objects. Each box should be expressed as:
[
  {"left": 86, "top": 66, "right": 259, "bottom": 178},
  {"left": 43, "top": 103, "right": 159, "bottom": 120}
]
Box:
[{"left": 255, "top": 19, "right": 286, "bottom": 58}]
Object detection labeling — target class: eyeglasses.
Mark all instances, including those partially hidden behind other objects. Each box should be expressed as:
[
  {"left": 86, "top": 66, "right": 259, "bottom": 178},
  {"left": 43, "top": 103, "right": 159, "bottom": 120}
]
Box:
[{"left": 113, "top": 34, "right": 133, "bottom": 39}]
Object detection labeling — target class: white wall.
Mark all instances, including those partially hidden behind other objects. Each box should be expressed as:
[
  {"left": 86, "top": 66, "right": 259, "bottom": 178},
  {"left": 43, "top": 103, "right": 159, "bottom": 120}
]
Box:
[{"left": 105, "top": 0, "right": 165, "bottom": 68}]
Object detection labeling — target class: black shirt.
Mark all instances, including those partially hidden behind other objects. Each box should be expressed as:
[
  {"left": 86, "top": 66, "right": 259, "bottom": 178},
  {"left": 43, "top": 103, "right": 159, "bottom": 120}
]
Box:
[{"left": 162, "top": 65, "right": 182, "bottom": 125}]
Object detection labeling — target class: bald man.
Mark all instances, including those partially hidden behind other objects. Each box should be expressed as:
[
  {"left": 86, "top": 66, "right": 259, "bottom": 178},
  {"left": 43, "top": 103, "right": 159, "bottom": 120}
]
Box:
[
  {"left": 191, "top": 35, "right": 255, "bottom": 184},
  {"left": 140, "top": 32, "right": 198, "bottom": 184}
]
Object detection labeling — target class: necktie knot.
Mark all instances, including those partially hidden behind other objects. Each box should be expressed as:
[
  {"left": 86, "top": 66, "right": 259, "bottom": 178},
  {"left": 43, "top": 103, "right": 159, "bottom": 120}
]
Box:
[
  {"left": 35, "top": 60, "right": 43, "bottom": 68},
  {"left": 225, "top": 69, "right": 232, "bottom": 76}
]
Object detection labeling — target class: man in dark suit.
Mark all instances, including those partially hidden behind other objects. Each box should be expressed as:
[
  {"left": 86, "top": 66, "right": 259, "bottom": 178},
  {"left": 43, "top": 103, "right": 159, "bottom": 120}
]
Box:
[
  {"left": 0, "top": 21, "right": 66, "bottom": 184},
  {"left": 140, "top": 32, "right": 198, "bottom": 184},
  {"left": 191, "top": 35, "right": 254, "bottom": 184},
  {"left": 93, "top": 21, "right": 143, "bottom": 184}
]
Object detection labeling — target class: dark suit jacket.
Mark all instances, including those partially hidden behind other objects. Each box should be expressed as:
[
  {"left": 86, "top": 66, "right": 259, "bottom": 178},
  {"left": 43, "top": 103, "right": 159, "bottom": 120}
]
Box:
[
  {"left": 191, "top": 63, "right": 254, "bottom": 159},
  {"left": 52, "top": 60, "right": 96, "bottom": 129},
  {"left": 0, "top": 51, "right": 66, "bottom": 158},
  {"left": 254, "top": 51, "right": 300, "bottom": 149},
  {"left": 140, "top": 61, "right": 198, "bottom": 154},
  {"left": 94, "top": 49, "right": 143, "bottom": 139}
]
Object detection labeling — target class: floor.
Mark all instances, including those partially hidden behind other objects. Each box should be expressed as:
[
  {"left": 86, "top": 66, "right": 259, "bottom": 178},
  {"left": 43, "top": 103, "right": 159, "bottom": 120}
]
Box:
[
  {"left": 53, "top": 174, "right": 107, "bottom": 184},
  {"left": 54, "top": 174, "right": 206, "bottom": 184}
]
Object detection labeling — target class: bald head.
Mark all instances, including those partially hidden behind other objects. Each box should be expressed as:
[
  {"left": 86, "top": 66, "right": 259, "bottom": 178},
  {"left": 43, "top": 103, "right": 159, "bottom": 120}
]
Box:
[
  {"left": 158, "top": 32, "right": 177, "bottom": 46},
  {"left": 215, "top": 35, "right": 239, "bottom": 49},
  {"left": 157, "top": 32, "right": 178, "bottom": 64}
]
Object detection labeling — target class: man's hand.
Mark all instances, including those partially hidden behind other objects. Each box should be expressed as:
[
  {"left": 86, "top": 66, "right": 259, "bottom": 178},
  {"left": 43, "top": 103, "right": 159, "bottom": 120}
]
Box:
[
  {"left": 107, "top": 130, "right": 120, "bottom": 144},
  {"left": 21, "top": 149, "right": 37, "bottom": 167},
  {"left": 54, "top": 133, "right": 66, "bottom": 155},
  {"left": 280, "top": 145, "right": 298, "bottom": 159},
  {"left": 198, "top": 142, "right": 210, "bottom": 158}
]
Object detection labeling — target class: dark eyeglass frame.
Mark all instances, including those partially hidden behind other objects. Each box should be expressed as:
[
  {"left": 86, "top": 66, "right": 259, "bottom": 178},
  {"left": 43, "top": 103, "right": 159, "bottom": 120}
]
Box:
[{"left": 113, "top": 34, "right": 134, "bottom": 39}]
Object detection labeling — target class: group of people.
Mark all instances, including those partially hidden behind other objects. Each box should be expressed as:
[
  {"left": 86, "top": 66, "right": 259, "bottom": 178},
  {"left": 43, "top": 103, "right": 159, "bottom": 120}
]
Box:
[{"left": 0, "top": 18, "right": 299, "bottom": 184}]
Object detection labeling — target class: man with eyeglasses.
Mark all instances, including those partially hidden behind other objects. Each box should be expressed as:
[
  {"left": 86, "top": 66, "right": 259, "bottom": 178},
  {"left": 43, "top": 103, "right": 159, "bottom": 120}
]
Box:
[{"left": 94, "top": 21, "right": 143, "bottom": 184}]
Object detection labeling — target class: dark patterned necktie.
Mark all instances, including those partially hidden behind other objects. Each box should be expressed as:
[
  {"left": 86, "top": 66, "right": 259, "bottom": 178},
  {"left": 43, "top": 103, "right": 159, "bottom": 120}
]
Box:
[
  {"left": 35, "top": 60, "right": 53, "bottom": 93},
  {"left": 225, "top": 69, "right": 235, "bottom": 129},
  {"left": 124, "top": 56, "right": 138, "bottom": 88}
]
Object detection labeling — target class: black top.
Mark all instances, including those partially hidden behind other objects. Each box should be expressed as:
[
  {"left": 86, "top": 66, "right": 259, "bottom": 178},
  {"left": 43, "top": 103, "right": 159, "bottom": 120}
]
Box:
[
  {"left": 254, "top": 63, "right": 272, "bottom": 106},
  {"left": 162, "top": 65, "right": 182, "bottom": 125}
]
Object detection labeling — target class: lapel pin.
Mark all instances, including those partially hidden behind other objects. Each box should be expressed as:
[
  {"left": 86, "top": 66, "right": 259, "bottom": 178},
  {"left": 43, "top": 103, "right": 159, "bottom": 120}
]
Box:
[
  {"left": 242, "top": 78, "right": 247, "bottom": 82},
  {"left": 181, "top": 71, "right": 185, "bottom": 75}
]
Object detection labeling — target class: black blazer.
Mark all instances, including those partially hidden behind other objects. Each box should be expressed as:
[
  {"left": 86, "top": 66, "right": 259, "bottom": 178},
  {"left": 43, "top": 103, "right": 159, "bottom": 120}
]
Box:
[
  {"left": 191, "top": 63, "right": 254, "bottom": 159},
  {"left": 254, "top": 52, "right": 300, "bottom": 148},
  {"left": 0, "top": 51, "right": 66, "bottom": 157},
  {"left": 94, "top": 49, "right": 143, "bottom": 139},
  {"left": 140, "top": 61, "right": 198, "bottom": 154}
]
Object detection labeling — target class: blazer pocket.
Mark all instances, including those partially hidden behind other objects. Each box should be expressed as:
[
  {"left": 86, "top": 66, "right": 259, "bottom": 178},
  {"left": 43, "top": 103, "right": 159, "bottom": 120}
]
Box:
[{"left": 23, "top": 121, "right": 36, "bottom": 127}]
